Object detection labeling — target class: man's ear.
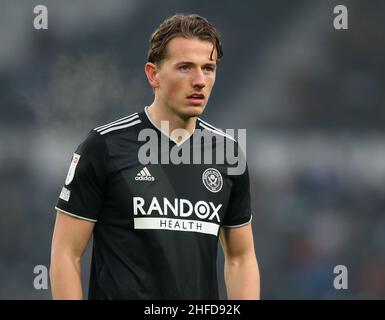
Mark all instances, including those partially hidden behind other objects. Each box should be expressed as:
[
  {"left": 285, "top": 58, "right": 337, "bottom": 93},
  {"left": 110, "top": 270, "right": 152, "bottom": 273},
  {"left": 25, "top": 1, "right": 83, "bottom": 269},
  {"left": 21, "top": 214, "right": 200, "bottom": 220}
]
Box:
[{"left": 144, "top": 62, "right": 159, "bottom": 89}]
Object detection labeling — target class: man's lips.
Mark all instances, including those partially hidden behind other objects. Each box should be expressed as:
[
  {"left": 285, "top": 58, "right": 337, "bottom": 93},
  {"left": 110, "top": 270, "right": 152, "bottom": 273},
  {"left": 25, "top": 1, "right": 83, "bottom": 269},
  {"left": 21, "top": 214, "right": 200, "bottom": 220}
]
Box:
[
  {"left": 187, "top": 93, "right": 205, "bottom": 99},
  {"left": 186, "top": 93, "right": 205, "bottom": 105},
  {"left": 186, "top": 97, "right": 205, "bottom": 105}
]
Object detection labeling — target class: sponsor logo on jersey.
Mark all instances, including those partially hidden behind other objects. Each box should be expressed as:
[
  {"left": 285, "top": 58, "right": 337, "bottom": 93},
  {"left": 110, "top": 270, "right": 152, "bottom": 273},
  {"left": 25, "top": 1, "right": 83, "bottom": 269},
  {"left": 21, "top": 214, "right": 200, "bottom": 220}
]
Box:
[
  {"left": 133, "top": 197, "right": 222, "bottom": 236},
  {"left": 202, "top": 168, "right": 223, "bottom": 193},
  {"left": 133, "top": 197, "right": 221, "bottom": 222},
  {"left": 65, "top": 153, "right": 80, "bottom": 186},
  {"left": 135, "top": 167, "right": 155, "bottom": 181}
]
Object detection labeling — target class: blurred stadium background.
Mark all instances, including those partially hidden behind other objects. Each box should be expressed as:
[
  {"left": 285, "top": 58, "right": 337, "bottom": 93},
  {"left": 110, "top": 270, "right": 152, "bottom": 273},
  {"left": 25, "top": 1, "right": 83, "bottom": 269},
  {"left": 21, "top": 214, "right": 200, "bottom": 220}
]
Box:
[{"left": 0, "top": 0, "right": 384, "bottom": 299}]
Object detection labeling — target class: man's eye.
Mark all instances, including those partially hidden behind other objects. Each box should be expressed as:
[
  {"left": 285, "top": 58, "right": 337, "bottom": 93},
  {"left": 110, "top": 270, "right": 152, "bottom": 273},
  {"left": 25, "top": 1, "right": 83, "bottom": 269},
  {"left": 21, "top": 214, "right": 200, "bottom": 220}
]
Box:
[
  {"left": 204, "top": 66, "right": 215, "bottom": 72},
  {"left": 179, "top": 65, "right": 190, "bottom": 71}
]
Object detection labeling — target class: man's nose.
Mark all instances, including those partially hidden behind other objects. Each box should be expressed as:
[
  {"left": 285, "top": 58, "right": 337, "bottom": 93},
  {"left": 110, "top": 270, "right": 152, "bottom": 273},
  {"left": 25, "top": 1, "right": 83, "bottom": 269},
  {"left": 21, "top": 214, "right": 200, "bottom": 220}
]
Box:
[{"left": 192, "top": 69, "right": 206, "bottom": 89}]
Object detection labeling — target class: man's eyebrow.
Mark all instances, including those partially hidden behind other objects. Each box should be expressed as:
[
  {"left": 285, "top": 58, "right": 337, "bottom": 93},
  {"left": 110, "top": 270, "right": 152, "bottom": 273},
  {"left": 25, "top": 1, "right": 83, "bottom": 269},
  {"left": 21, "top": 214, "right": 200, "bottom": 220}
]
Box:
[
  {"left": 175, "top": 61, "right": 194, "bottom": 66},
  {"left": 175, "top": 61, "right": 217, "bottom": 67},
  {"left": 203, "top": 62, "right": 217, "bottom": 68}
]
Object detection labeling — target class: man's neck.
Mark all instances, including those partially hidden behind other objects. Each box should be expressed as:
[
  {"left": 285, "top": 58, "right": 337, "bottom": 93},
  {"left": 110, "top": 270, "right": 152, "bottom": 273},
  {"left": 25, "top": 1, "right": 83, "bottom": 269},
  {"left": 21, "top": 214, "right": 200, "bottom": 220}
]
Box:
[{"left": 146, "top": 102, "right": 197, "bottom": 144}]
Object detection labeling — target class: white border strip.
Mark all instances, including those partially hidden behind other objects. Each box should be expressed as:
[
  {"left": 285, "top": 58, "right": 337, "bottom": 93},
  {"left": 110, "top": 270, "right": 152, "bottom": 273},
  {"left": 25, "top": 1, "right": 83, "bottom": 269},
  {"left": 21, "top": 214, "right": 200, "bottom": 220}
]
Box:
[
  {"left": 134, "top": 217, "right": 220, "bottom": 236},
  {"left": 55, "top": 206, "right": 97, "bottom": 222},
  {"left": 222, "top": 215, "right": 252, "bottom": 228}
]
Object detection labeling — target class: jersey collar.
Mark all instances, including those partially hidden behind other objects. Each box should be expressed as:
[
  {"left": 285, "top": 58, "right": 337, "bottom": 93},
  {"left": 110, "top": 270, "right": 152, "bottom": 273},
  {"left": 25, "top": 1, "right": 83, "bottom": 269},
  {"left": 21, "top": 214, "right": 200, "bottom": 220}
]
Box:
[{"left": 143, "top": 106, "right": 198, "bottom": 146}]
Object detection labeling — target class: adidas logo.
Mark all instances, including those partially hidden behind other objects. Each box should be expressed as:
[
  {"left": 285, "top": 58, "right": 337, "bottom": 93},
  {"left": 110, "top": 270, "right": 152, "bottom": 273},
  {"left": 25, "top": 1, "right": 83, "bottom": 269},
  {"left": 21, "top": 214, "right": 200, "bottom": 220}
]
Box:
[{"left": 135, "top": 167, "right": 155, "bottom": 181}]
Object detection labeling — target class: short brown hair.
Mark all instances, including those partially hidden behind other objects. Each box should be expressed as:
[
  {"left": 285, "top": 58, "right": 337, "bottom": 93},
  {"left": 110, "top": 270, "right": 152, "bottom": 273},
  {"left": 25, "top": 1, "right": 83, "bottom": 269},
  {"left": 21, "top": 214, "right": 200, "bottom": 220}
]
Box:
[{"left": 147, "top": 14, "right": 223, "bottom": 65}]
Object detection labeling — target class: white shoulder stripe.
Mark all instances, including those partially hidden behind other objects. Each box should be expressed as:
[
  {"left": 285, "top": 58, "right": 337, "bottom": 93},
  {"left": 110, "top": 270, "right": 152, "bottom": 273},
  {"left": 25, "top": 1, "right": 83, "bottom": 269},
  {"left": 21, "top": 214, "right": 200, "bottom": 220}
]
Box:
[
  {"left": 94, "top": 113, "right": 138, "bottom": 131},
  {"left": 199, "top": 122, "right": 236, "bottom": 142},
  {"left": 55, "top": 206, "right": 98, "bottom": 222},
  {"left": 99, "top": 119, "right": 142, "bottom": 135},
  {"left": 198, "top": 118, "right": 224, "bottom": 133}
]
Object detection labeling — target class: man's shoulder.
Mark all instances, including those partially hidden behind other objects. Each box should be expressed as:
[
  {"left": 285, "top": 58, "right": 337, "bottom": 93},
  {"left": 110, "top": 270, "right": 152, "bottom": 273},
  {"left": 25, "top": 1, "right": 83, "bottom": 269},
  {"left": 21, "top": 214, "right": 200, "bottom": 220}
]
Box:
[{"left": 77, "top": 111, "right": 143, "bottom": 154}]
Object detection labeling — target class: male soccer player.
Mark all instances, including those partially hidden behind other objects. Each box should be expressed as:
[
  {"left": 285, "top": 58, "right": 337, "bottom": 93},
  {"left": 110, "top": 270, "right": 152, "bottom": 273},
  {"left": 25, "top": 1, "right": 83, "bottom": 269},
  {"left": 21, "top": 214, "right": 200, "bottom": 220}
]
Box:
[{"left": 50, "top": 14, "right": 260, "bottom": 299}]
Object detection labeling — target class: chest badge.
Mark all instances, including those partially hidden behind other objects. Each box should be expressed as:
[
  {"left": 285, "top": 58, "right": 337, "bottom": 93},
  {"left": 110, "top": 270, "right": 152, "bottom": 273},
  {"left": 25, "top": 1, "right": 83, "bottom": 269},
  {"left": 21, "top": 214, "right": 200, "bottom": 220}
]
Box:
[{"left": 202, "top": 168, "right": 223, "bottom": 193}]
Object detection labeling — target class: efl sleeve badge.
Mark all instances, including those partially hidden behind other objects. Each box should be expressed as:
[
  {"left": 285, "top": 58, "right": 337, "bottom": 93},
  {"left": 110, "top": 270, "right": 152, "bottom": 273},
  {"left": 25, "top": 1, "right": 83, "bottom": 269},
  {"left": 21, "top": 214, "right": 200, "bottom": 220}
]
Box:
[{"left": 65, "top": 153, "right": 81, "bottom": 186}]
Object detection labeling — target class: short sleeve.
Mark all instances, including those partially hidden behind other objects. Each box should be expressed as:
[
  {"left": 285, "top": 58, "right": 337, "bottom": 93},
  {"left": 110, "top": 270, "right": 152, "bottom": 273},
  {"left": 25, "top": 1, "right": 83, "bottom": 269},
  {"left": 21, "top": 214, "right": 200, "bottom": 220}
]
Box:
[
  {"left": 55, "top": 130, "right": 108, "bottom": 222},
  {"left": 222, "top": 163, "right": 252, "bottom": 228}
]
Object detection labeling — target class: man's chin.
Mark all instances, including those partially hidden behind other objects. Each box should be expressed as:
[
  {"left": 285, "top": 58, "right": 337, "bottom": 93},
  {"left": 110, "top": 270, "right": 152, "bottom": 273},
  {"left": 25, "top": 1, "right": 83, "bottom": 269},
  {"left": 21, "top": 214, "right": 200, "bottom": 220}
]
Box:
[{"left": 180, "top": 105, "right": 205, "bottom": 118}]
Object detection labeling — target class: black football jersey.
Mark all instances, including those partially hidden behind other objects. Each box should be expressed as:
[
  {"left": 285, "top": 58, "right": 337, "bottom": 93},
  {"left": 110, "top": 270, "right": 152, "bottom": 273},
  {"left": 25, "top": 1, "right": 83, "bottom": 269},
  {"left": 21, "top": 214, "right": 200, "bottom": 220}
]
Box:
[{"left": 56, "top": 107, "right": 252, "bottom": 299}]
